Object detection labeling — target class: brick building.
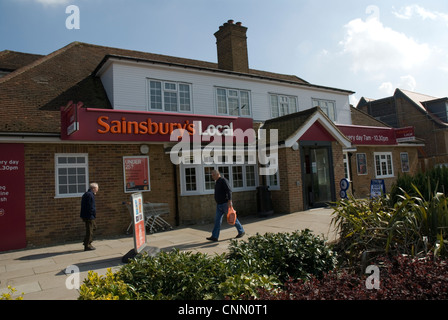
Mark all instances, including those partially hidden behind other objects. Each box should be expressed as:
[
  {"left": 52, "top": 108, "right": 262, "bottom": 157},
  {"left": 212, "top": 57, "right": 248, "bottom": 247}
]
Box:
[
  {"left": 357, "top": 88, "right": 448, "bottom": 169},
  {"left": 0, "top": 20, "right": 420, "bottom": 251}
]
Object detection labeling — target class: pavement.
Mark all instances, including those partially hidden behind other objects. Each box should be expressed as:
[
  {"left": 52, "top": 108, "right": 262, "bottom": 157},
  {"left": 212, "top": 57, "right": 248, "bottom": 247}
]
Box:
[{"left": 0, "top": 208, "right": 337, "bottom": 300}]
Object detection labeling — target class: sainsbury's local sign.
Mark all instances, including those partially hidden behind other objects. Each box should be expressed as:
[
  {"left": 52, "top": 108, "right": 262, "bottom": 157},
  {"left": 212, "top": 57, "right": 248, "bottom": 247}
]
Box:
[{"left": 61, "top": 103, "right": 253, "bottom": 143}]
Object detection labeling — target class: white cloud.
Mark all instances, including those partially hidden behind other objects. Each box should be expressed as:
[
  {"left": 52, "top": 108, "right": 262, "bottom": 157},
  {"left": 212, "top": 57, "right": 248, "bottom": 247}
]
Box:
[
  {"left": 34, "top": 0, "right": 71, "bottom": 6},
  {"left": 340, "top": 16, "right": 431, "bottom": 74},
  {"left": 379, "top": 75, "right": 417, "bottom": 96},
  {"left": 378, "top": 82, "right": 394, "bottom": 95},
  {"left": 393, "top": 5, "right": 448, "bottom": 24}
]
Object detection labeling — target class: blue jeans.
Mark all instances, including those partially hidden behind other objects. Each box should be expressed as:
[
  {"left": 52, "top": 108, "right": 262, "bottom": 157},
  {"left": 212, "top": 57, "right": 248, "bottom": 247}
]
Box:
[{"left": 212, "top": 202, "right": 244, "bottom": 239}]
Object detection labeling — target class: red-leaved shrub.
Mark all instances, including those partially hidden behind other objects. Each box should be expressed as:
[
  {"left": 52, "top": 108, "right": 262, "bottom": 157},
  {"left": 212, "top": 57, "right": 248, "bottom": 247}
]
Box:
[{"left": 257, "top": 254, "right": 448, "bottom": 300}]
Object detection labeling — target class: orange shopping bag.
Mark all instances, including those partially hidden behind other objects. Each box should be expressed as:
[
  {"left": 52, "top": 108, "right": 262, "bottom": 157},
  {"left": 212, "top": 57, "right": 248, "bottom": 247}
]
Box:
[{"left": 227, "top": 205, "right": 237, "bottom": 225}]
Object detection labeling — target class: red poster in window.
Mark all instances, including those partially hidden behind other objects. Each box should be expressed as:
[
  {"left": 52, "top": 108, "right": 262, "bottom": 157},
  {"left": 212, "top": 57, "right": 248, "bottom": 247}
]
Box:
[
  {"left": 0, "top": 144, "right": 26, "bottom": 252},
  {"left": 123, "top": 156, "right": 150, "bottom": 193}
]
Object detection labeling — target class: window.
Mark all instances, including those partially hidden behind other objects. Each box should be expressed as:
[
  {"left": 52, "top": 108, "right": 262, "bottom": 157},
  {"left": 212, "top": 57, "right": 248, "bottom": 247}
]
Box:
[
  {"left": 400, "top": 152, "right": 410, "bottom": 172},
  {"left": 312, "top": 99, "right": 336, "bottom": 121},
  {"left": 184, "top": 167, "right": 197, "bottom": 191},
  {"left": 216, "top": 87, "right": 251, "bottom": 116},
  {"left": 180, "top": 153, "right": 258, "bottom": 195},
  {"left": 148, "top": 79, "right": 192, "bottom": 112},
  {"left": 55, "top": 154, "right": 88, "bottom": 197},
  {"left": 232, "top": 166, "right": 244, "bottom": 188},
  {"left": 374, "top": 152, "right": 394, "bottom": 178},
  {"left": 343, "top": 153, "right": 351, "bottom": 181},
  {"left": 270, "top": 94, "right": 298, "bottom": 118},
  {"left": 245, "top": 165, "right": 256, "bottom": 187}
]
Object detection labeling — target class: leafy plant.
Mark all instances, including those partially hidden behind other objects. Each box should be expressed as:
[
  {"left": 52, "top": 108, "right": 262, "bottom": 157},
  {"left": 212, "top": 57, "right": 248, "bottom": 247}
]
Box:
[
  {"left": 78, "top": 268, "right": 133, "bottom": 300},
  {"left": 331, "top": 183, "right": 448, "bottom": 267},
  {"left": 117, "top": 250, "right": 229, "bottom": 300},
  {"left": 257, "top": 254, "right": 448, "bottom": 300},
  {"left": 0, "top": 286, "right": 24, "bottom": 300},
  {"left": 217, "top": 273, "right": 279, "bottom": 300},
  {"left": 226, "top": 229, "right": 337, "bottom": 282}
]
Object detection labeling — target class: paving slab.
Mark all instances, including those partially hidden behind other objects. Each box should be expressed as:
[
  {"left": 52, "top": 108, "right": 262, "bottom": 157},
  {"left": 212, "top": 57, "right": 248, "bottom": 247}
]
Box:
[{"left": 0, "top": 208, "right": 336, "bottom": 300}]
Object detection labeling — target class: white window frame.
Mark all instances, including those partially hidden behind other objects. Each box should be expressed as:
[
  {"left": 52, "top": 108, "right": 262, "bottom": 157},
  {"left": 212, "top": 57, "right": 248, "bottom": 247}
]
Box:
[
  {"left": 179, "top": 153, "right": 258, "bottom": 196},
  {"left": 270, "top": 94, "right": 299, "bottom": 118},
  {"left": 312, "top": 98, "right": 336, "bottom": 121},
  {"left": 374, "top": 152, "right": 394, "bottom": 178},
  {"left": 55, "top": 153, "right": 89, "bottom": 198},
  {"left": 343, "top": 152, "right": 351, "bottom": 181},
  {"left": 215, "top": 87, "right": 251, "bottom": 117},
  {"left": 147, "top": 79, "right": 192, "bottom": 113}
]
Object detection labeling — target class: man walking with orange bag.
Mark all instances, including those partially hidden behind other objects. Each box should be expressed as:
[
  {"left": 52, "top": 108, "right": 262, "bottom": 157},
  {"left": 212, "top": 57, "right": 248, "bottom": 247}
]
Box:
[{"left": 206, "top": 169, "right": 245, "bottom": 241}]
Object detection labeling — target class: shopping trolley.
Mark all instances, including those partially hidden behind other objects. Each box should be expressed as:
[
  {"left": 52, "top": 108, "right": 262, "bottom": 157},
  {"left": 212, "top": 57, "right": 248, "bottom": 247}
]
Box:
[{"left": 125, "top": 202, "right": 173, "bottom": 234}]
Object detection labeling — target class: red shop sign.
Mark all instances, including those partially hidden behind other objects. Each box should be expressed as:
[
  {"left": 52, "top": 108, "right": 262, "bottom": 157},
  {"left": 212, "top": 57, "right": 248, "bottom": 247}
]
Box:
[
  {"left": 337, "top": 125, "right": 396, "bottom": 145},
  {"left": 61, "top": 104, "right": 254, "bottom": 143}
]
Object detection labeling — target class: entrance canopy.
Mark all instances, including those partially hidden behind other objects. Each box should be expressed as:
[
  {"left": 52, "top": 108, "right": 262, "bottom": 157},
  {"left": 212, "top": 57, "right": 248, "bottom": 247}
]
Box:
[{"left": 261, "top": 107, "right": 352, "bottom": 148}]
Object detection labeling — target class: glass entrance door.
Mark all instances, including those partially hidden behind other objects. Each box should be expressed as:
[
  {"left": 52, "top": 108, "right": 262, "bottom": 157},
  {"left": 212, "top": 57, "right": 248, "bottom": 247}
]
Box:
[{"left": 302, "top": 145, "right": 334, "bottom": 208}]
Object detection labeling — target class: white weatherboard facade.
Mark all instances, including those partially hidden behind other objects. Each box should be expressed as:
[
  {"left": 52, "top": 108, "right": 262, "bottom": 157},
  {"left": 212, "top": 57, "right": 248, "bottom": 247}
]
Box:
[{"left": 97, "top": 59, "right": 353, "bottom": 125}]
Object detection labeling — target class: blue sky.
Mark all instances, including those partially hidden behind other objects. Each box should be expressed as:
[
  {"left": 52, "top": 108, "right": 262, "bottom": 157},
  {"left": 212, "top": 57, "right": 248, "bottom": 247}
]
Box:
[{"left": 1, "top": 0, "right": 448, "bottom": 106}]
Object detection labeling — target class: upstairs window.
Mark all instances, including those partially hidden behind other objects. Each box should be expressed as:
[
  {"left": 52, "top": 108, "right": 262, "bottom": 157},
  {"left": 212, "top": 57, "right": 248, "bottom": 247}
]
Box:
[
  {"left": 312, "top": 99, "right": 336, "bottom": 121},
  {"left": 216, "top": 87, "right": 251, "bottom": 116},
  {"left": 270, "top": 94, "right": 298, "bottom": 118},
  {"left": 148, "top": 79, "right": 192, "bottom": 112}
]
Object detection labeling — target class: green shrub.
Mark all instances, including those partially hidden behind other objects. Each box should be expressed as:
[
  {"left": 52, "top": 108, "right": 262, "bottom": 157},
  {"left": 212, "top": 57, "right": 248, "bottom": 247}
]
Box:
[
  {"left": 117, "top": 250, "right": 229, "bottom": 300},
  {"left": 217, "top": 273, "right": 279, "bottom": 300},
  {"left": 79, "top": 268, "right": 133, "bottom": 300},
  {"left": 226, "top": 229, "right": 337, "bottom": 282},
  {"left": 332, "top": 185, "right": 448, "bottom": 267},
  {"left": 78, "top": 230, "right": 337, "bottom": 300}
]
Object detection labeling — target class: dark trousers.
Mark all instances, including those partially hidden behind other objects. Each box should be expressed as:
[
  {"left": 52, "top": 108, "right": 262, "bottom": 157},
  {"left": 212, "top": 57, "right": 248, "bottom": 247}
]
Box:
[{"left": 83, "top": 219, "right": 96, "bottom": 247}]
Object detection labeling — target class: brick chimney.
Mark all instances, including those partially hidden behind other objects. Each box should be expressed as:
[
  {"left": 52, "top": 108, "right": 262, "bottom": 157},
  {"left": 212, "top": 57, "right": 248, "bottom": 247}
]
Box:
[{"left": 214, "top": 20, "right": 249, "bottom": 73}]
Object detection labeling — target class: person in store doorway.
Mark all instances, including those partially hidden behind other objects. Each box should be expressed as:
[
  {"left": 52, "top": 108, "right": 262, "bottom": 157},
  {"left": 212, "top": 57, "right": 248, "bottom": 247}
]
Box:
[
  {"left": 207, "top": 170, "right": 245, "bottom": 241},
  {"left": 80, "top": 183, "right": 99, "bottom": 251}
]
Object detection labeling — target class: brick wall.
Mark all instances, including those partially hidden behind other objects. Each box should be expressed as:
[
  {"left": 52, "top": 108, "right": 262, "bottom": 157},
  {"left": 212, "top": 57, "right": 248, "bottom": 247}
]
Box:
[
  {"left": 24, "top": 143, "right": 177, "bottom": 247},
  {"left": 349, "top": 146, "right": 419, "bottom": 198}
]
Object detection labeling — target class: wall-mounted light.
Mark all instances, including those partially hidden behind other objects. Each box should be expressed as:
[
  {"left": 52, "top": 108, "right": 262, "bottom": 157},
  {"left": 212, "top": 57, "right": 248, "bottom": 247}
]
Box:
[
  {"left": 291, "top": 142, "right": 299, "bottom": 151},
  {"left": 140, "top": 144, "right": 149, "bottom": 155}
]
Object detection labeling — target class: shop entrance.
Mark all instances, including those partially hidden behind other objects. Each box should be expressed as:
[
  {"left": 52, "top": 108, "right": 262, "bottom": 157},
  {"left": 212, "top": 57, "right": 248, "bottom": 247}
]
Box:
[{"left": 301, "top": 142, "right": 335, "bottom": 209}]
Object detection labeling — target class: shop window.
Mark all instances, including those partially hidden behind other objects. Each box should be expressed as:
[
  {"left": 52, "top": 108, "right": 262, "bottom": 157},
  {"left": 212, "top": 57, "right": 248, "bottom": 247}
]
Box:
[
  {"left": 204, "top": 166, "right": 215, "bottom": 190},
  {"left": 148, "top": 79, "right": 192, "bottom": 112},
  {"left": 184, "top": 167, "right": 197, "bottom": 191},
  {"left": 312, "top": 98, "right": 336, "bottom": 121},
  {"left": 374, "top": 152, "right": 394, "bottom": 178},
  {"left": 55, "top": 154, "right": 88, "bottom": 198},
  {"left": 232, "top": 166, "right": 244, "bottom": 188},
  {"left": 270, "top": 94, "right": 298, "bottom": 118},
  {"left": 245, "top": 165, "right": 256, "bottom": 187},
  {"left": 216, "top": 87, "right": 251, "bottom": 116},
  {"left": 180, "top": 155, "right": 258, "bottom": 196},
  {"left": 343, "top": 153, "right": 351, "bottom": 181}
]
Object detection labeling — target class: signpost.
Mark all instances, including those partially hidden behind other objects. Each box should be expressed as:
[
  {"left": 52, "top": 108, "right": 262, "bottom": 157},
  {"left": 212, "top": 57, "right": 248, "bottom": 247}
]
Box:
[
  {"left": 370, "top": 179, "right": 386, "bottom": 198},
  {"left": 122, "top": 192, "right": 159, "bottom": 262},
  {"left": 131, "top": 192, "right": 146, "bottom": 253}
]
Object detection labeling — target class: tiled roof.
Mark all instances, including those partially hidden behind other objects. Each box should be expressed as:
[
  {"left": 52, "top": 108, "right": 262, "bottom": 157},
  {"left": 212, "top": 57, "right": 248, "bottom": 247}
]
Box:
[
  {"left": 0, "top": 41, "right": 351, "bottom": 134},
  {"left": 0, "top": 50, "right": 44, "bottom": 72},
  {"left": 262, "top": 107, "right": 319, "bottom": 143}
]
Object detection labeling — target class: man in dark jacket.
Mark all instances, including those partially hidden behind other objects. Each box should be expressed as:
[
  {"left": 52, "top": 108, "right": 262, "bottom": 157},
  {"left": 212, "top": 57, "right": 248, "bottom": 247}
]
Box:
[
  {"left": 206, "top": 170, "right": 245, "bottom": 241},
  {"left": 80, "top": 183, "right": 99, "bottom": 251}
]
